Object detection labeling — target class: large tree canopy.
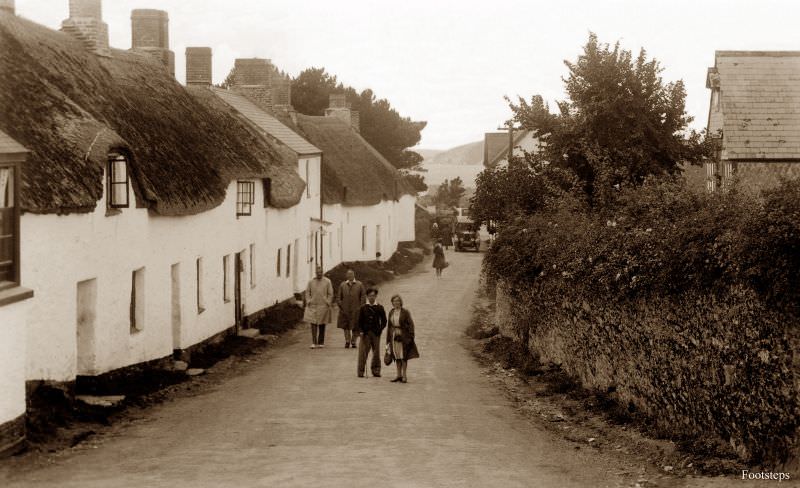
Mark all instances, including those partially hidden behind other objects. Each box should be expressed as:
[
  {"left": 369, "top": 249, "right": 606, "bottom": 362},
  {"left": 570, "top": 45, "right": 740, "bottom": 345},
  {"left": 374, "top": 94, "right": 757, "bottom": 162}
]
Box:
[
  {"left": 508, "top": 33, "right": 710, "bottom": 205},
  {"left": 292, "top": 68, "right": 427, "bottom": 171}
]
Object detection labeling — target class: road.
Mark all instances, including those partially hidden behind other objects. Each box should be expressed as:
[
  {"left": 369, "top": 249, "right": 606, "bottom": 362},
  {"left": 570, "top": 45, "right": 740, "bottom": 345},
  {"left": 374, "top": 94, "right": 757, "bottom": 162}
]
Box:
[{"left": 1, "top": 251, "right": 747, "bottom": 487}]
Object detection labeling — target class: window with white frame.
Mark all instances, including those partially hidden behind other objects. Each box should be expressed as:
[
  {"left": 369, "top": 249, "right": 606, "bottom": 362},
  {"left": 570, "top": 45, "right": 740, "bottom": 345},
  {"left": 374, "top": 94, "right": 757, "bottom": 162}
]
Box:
[
  {"left": 236, "top": 181, "right": 255, "bottom": 217},
  {"left": 0, "top": 163, "right": 19, "bottom": 288},
  {"left": 130, "top": 267, "right": 145, "bottom": 333},
  {"left": 108, "top": 153, "right": 129, "bottom": 208},
  {"left": 305, "top": 160, "right": 311, "bottom": 198}
]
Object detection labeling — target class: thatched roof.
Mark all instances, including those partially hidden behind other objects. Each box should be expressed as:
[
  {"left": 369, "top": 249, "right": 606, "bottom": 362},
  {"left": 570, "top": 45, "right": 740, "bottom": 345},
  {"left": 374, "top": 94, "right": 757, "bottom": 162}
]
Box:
[
  {"left": 295, "top": 115, "right": 415, "bottom": 206},
  {"left": 0, "top": 13, "right": 304, "bottom": 214}
]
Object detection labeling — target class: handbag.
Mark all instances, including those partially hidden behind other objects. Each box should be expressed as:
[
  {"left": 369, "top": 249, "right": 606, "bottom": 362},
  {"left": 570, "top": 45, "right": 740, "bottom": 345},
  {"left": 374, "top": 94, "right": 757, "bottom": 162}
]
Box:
[
  {"left": 443, "top": 261, "right": 450, "bottom": 269},
  {"left": 383, "top": 344, "right": 393, "bottom": 366}
]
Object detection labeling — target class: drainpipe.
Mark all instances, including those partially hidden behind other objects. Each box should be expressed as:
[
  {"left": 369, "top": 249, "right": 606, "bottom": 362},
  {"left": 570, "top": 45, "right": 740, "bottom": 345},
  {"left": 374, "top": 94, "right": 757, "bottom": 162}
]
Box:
[{"left": 319, "top": 154, "right": 324, "bottom": 270}]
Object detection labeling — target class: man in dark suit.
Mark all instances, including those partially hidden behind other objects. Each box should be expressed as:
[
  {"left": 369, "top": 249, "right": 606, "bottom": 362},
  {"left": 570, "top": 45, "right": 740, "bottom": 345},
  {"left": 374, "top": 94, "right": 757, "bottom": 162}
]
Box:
[{"left": 356, "top": 287, "right": 387, "bottom": 378}]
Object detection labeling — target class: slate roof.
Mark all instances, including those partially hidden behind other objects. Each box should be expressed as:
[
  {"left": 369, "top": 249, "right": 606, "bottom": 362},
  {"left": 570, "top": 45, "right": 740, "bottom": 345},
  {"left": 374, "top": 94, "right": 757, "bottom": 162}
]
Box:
[
  {"left": 708, "top": 51, "right": 800, "bottom": 161},
  {"left": 485, "top": 130, "right": 533, "bottom": 167},
  {"left": 0, "top": 129, "right": 28, "bottom": 157},
  {"left": 0, "top": 12, "right": 303, "bottom": 214},
  {"left": 211, "top": 88, "right": 321, "bottom": 157},
  {"left": 296, "top": 115, "right": 415, "bottom": 206}
]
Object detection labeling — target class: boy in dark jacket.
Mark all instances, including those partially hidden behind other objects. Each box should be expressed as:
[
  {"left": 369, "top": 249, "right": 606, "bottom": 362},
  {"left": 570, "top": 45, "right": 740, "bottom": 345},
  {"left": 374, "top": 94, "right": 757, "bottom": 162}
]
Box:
[{"left": 356, "top": 287, "right": 387, "bottom": 377}]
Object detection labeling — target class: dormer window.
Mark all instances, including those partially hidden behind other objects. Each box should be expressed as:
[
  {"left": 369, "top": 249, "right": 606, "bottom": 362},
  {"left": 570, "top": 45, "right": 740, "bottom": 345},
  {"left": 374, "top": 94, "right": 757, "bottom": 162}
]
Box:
[
  {"left": 108, "top": 153, "right": 129, "bottom": 208},
  {"left": 236, "top": 180, "right": 255, "bottom": 217}
]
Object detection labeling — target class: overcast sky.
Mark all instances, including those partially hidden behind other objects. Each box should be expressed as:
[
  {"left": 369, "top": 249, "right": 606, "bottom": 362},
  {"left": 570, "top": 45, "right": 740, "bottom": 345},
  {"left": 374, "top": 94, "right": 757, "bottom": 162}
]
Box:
[{"left": 15, "top": 0, "right": 800, "bottom": 150}]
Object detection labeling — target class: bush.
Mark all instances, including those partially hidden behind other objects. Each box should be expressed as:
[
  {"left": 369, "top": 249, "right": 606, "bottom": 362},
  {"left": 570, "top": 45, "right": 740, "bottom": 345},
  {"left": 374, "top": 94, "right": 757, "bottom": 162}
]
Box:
[{"left": 486, "top": 177, "right": 800, "bottom": 466}]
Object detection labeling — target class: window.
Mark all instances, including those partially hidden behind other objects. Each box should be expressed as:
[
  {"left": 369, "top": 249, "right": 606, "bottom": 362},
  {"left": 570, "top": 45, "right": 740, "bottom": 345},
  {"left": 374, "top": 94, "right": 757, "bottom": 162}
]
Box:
[
  {"left": 305, "top": 160, "right": 311, "bottom": 198},
  {"left": 361, "top": 225, "right": 367, "bottom": 252},
  {"left": 262, "top": 178, "right": 272, "bottom": 208},
  {"left": 223, "top": 255, "right": 231, "bottom": 302},
  {"left": 196, "top": 258, "right": 205, "bottom": 314},
  {"left": 108, "top": 153, "right": 129, "bottom": 208},
  {"left": 276, "top": 248, "right": 282, "bottom": 277},
  {"left": 286, "top": 244, "right": 291, "bottom": 277},
  {"left": 0, "top": 164, "right": 19, "bottom": 288},
  {"left": 249, "top": 243, "right": 256, "bottom": 288},
  {"left": 130, "top": 267, "right": 145, "bottom": 333},
  {"left": 236, "top": 180, "right": 255, "bottom": 216}
]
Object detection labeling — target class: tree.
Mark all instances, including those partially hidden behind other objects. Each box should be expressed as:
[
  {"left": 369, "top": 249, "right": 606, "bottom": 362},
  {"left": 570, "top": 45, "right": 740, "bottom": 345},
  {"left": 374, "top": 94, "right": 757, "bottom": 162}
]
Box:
[
  {"left": 507, "top": 33, "right": 710, "bottom": 206},
  {"left": 291, "top": 68, "right": 427, "bottom": 171},
  {"left": 435, "top": 177, "right": 466, "bottom": 210}
]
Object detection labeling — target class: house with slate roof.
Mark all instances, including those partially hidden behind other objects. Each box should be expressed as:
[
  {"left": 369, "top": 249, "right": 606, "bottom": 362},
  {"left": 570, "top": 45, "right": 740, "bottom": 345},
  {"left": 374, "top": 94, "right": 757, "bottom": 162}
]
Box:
[
  {"left": 482, "top": 130, "right": 540, "bottom": 168},
  {"left": 0, "top": 2, "right": 318, "bottom": 393},
  {"left": 706, "top": 51, "right": 800, "bottom": 192}
]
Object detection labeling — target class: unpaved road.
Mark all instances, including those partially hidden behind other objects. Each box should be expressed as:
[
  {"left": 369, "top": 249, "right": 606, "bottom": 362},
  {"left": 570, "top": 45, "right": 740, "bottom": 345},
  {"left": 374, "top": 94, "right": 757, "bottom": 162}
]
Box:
[{"left": 1, "top": 252, "right": 760, "bottom": 487}]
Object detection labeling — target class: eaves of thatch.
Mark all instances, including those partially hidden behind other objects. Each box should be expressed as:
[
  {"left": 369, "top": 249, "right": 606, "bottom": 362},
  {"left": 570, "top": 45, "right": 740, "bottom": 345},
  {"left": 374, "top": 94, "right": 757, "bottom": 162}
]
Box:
[
  {"left": 295, "top": 115, "right": 415, "bottom": 206},
  {"left": 0, "top": 13, "right": 303, "bottom": 215}
]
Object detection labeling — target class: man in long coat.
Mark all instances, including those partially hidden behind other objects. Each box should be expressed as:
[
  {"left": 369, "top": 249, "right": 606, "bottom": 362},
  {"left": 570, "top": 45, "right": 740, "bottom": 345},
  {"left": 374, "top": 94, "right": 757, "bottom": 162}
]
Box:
[
  {"left": 304, "top": 266, "right": 333, "bottom": 349},
  {"left": 337, "top": 268, "right": 366, "bottom": 348}
]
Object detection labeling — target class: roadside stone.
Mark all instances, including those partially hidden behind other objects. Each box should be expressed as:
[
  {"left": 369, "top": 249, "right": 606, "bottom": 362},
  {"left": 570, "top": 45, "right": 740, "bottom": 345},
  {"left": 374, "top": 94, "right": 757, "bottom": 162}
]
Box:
[
  {"left": 186, "top": 368, "right": 205, "bottom": 377},
  {"left": 237, "top": 328, "right": 260, "bottom": 339},
  {"left": 76, "top": 395, "right": 126, "bottom": 408},
  {"left": 171, "top": 360, "right": 188, "bottom": 372}
]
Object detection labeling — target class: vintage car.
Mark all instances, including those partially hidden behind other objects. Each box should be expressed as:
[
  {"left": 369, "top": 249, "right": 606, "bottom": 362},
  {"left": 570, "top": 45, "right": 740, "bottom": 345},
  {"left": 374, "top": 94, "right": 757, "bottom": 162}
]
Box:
[{"left": 454, "top": 218, "right": 480, "bottom": 252}]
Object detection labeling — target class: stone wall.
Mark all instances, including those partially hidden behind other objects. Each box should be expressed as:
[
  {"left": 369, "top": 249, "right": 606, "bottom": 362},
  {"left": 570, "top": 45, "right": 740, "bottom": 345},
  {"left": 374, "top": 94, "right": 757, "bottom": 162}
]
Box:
[{"left": 495, "top": 280, "right": 800, "bottom": 467}]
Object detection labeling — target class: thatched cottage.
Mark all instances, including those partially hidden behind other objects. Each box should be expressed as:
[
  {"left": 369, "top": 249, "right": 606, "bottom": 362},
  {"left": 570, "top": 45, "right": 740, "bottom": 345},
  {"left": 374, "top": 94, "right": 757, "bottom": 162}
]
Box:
[
  {"left": 0, "top": 0, "right": 418, "bottom": 453},
  {"left": 706, "top": 51, "right": 800, "bottom": 192},
  {"left": 0, "top": 3, "right": 314, "bottom": 387}
]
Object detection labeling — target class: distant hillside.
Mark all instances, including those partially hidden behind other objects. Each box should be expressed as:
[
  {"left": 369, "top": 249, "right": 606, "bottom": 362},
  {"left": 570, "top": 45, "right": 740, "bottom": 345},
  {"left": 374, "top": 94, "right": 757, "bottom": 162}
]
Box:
[
  {"left": 419, "top": 140, "right": 483, "bottom": 166},
  {"left": 416, "top": 149, "right": 444, "bottom": 160}
]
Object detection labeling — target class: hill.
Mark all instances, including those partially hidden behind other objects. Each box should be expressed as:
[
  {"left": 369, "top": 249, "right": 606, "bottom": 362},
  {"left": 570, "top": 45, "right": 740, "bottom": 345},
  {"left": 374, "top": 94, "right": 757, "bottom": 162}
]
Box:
[{"left": 419, "top": 140, "right": 483, "bottom": 166}]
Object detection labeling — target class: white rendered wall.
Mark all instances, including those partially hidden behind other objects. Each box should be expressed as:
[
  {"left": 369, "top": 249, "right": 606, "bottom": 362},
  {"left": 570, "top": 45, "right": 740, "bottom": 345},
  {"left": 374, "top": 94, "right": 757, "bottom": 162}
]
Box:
[
  {"left": 21, "top": 164, "right": 320, "bottom": 381},
  {"left": 0, "top": 298, "right": 28, "bottom": 425}
]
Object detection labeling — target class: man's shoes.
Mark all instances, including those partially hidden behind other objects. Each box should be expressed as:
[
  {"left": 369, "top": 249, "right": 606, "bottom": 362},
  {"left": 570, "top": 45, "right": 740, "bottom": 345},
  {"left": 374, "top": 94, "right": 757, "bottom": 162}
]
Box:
[
  {"left": 373, "top": 373, "right": 381, "bottom": 378},
  {"left": 391, "top": 377, "right": 402, "bottom": 382},
  {"left": 310, "top": 344, "right": 316, "bottom": 349},
  {"left": 318, "top": 344, "right": 325, "bottom": 348},
  {"left": 357, "top": 374, "right": 365, "bottom": 378},
  {"left": 345, "top": 343, "right": 350, "bottom": 348}
]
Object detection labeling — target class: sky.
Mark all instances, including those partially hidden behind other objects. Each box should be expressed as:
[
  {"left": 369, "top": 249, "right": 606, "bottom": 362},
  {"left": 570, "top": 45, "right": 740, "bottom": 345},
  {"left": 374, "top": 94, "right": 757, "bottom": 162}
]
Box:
[{"left": 14, "top": 0, "right": 800, "bottom": 150}]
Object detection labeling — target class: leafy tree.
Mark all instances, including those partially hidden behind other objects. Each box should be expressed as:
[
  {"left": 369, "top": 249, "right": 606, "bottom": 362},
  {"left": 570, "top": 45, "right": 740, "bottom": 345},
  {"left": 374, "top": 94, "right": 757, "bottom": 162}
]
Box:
[
  {"left": 435, "top": 177, "right": 466, "bottom": 210},
  {"left": 291, "top": 68, "right": 427, "bottom": 171},
  {"left": 507, "top": 33, "right": 711, "bottom": 206},
  {"left": 403, "top": 172, "right": 428, "bottom": 192}
]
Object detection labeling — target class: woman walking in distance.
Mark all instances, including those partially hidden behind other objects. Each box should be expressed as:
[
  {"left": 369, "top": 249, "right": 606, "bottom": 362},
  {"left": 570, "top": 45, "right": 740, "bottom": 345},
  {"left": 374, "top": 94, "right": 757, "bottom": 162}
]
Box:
[
  {"left": 304, "top": 266, "right": 333, "bottom": 349},
  {"left": 386, "top": 294, "right": 419, "bottom": 383},
  {"left": 432, "top": 239, "right": 447, "bottom": 278}
]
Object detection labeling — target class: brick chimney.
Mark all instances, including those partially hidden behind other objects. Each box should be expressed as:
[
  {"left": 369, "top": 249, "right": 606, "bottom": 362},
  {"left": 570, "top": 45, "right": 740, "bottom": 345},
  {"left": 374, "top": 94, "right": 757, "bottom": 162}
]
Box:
[
  {"left": 231, "top": 58, "right": 274, "bottom": 112},
  {"left": 130, "top": 9, "right": 175, "bottom": 77},
  {"left": 60, "top": 0, "right": 110, "bottom": 57},
  {"left": 186, "top": 47, "right": 212, "bottom": 86},
  {"left": 271, "top": 75, "right": 292, "bottom": 110},
  {"left": 0, "top": 0, "right": 15, "bottom": 14},
  {"left": 325, "top": 94, "right": 359, "bottom": 133}
]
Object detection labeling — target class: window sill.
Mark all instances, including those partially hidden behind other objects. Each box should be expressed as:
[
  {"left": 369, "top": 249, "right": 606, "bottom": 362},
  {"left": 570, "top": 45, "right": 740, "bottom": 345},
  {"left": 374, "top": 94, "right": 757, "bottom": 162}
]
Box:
[
  {"left": 197, "top": 307, "right": 206, "bottom": 315},
  {"left": 0, "top": 285, "right": 34, "bottom": 308},
  {"left": 105, "top": 208, "right": 122, "bottom": 217}
]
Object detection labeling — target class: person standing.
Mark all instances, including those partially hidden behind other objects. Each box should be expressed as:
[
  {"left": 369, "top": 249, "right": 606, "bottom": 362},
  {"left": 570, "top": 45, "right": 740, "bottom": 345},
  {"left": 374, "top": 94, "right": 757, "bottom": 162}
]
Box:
[
  {"left": 356, "top": 287, "right": 387, "bottom": 378},
  {"left": 337, "top": 268, "right": 366, "bottom": 348},
  {"left": 386, "top": 294, "right": 420, "bottom": 383},
  {"left": 432, "top": 239, "right": 447, "bottom": 278},
  {"left": 304, "top": 266, "right": 333, "bottom": 349}
]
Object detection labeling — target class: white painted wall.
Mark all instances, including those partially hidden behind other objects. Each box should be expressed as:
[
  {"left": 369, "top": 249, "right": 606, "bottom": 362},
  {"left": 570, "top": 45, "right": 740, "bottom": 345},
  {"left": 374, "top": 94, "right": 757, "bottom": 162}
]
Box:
[
  {"left": 493, "top": 132, "right": 540, "bottom": 168},
  {"left": 0, "top": 298, "right": 28, "bottom": 426},
  {"left": 21, "top": 156, "right": 321, "bottom": 382}
]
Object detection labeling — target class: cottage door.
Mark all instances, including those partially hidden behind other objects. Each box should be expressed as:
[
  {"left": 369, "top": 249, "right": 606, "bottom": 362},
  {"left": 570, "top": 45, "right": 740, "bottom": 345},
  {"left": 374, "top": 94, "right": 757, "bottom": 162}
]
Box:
[{"left": 234, "top": 251, "right": 244, "bottom": 331}]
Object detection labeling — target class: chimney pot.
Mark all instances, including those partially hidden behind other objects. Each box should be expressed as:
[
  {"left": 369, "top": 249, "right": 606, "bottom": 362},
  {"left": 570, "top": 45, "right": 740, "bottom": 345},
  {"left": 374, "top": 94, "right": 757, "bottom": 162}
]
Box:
[
  {"left": 186, "top": 47, "right": 212, "bottom": 86},
  {"left": 0, "top": 0, "right": 15, "bottom": 14}
]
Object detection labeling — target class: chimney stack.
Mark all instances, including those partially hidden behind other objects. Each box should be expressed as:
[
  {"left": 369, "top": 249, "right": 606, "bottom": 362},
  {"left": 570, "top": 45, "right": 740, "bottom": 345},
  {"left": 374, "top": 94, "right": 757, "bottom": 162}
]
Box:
[
  {"left": 325, "top": 94, "right": 359, "bottom": 132},
  {"left": 0, "top": 0, "right": 15, "bottom": 14},
  {"left": 231, "top": 58, "right": 274, "bottom": 112},
  {"left": 130, "top": 9, "right": 175, "bottom": 77},
  {"left": 186, "top": 47, "right": 212, "bottom": 86},
  {"left": 60, "top": 0, "right": 110, "bottom": 56}
]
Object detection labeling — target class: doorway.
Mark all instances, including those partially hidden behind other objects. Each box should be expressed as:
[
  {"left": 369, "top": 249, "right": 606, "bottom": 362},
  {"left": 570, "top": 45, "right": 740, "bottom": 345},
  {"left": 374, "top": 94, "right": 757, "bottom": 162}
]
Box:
[{"left": 76, "top": 278, "right": 97, "bottom": 375}]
